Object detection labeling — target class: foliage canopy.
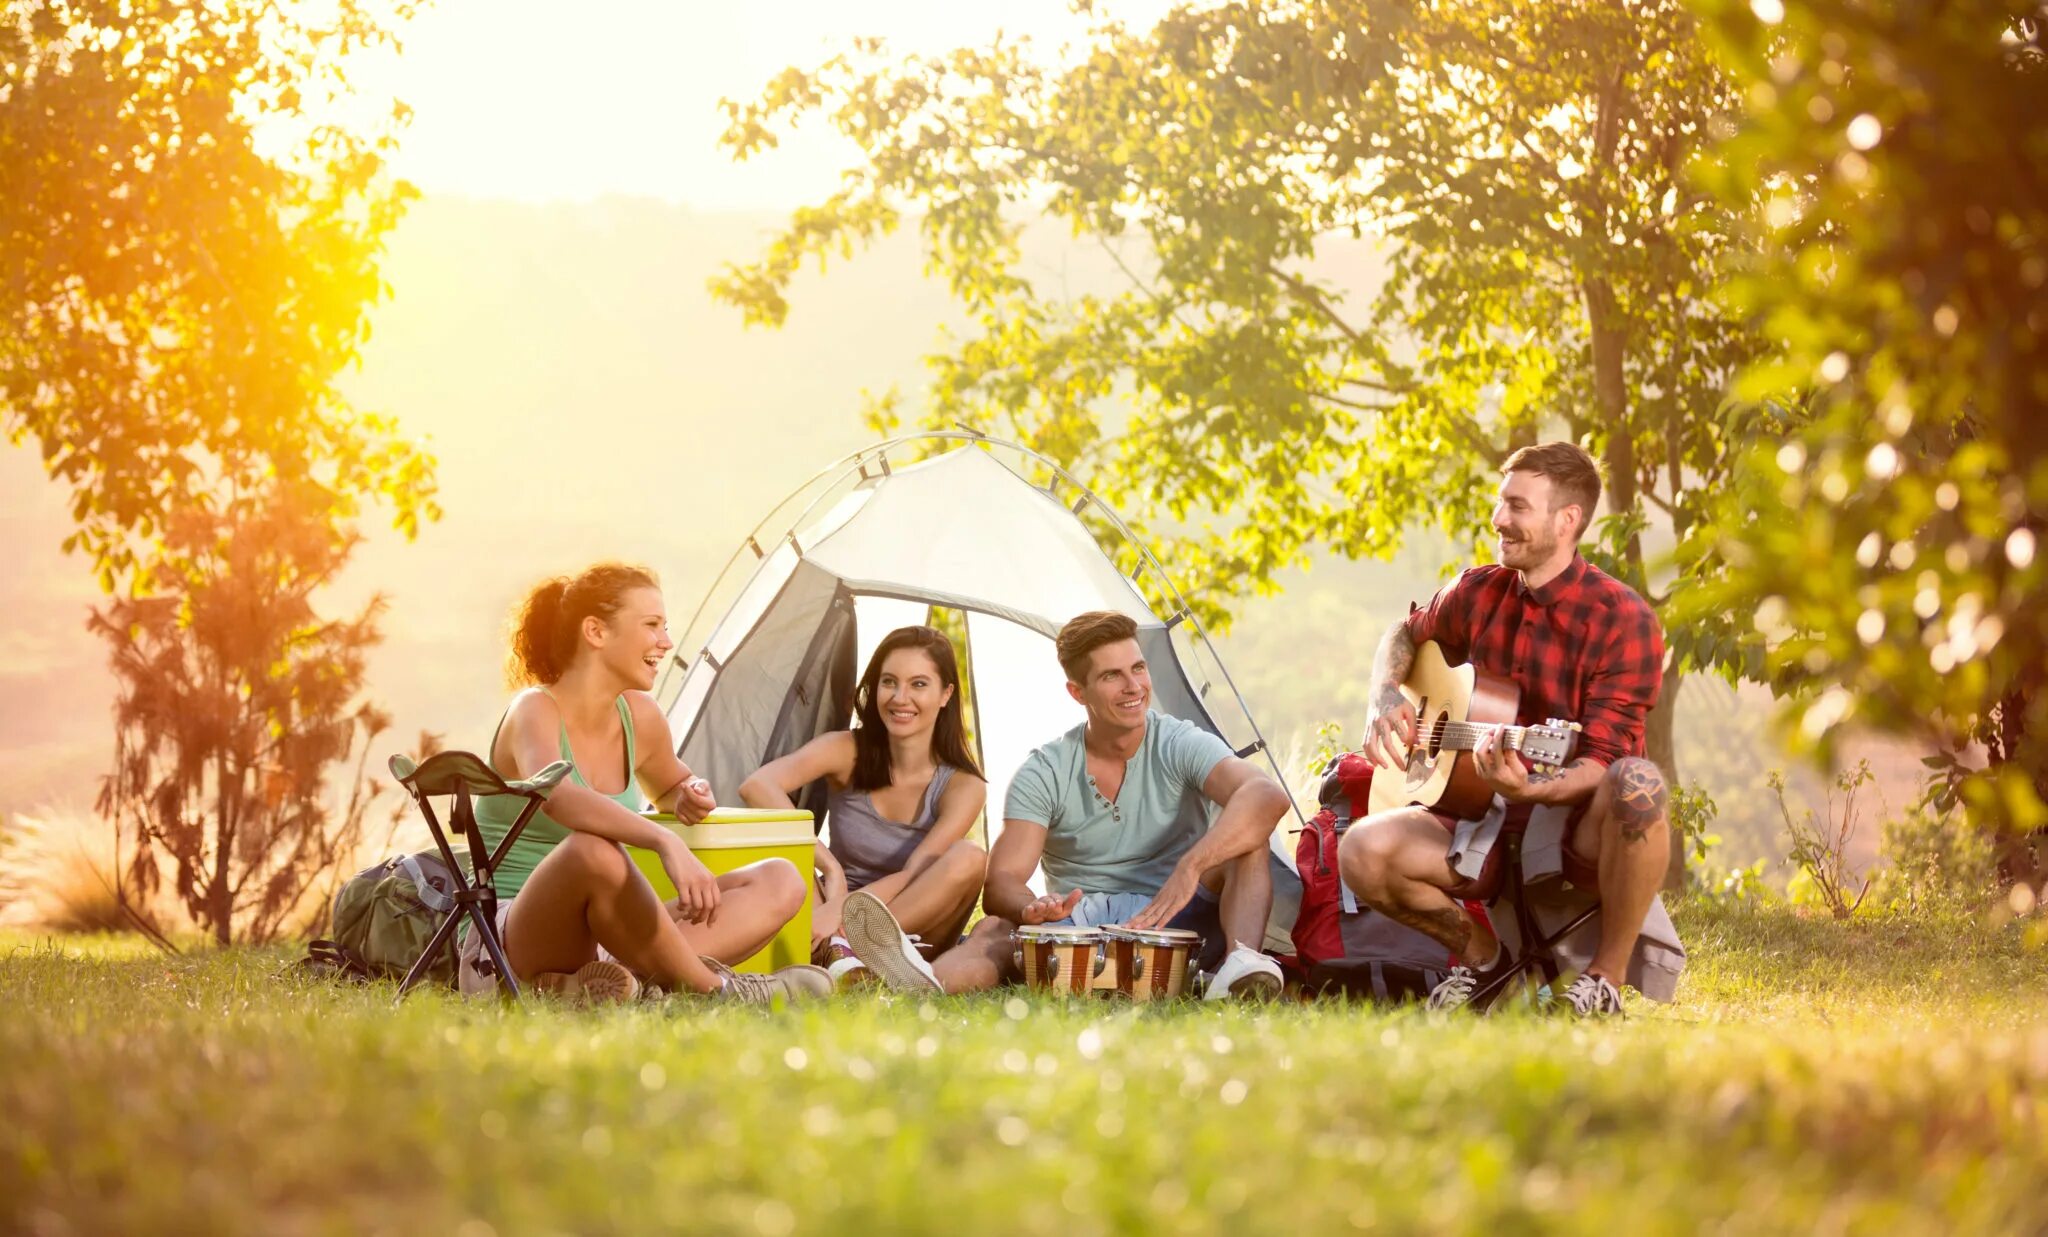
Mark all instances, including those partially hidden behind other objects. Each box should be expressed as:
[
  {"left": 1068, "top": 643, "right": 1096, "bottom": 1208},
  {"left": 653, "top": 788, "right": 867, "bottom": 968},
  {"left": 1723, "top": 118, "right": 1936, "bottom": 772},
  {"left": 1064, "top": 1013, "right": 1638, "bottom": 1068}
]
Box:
[
  {"left": 1686, "top": 0, "right": 2048, "bottom": 869},
  {"left": 0, "top": 0, "right": 438, "bottom": 591}
]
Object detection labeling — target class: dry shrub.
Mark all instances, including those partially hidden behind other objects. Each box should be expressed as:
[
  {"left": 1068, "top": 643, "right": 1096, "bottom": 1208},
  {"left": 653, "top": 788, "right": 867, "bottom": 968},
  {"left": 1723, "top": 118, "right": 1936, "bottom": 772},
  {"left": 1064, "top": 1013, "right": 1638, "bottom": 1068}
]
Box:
[{"left": 0, "top": 804, "right": 178, "bottom": 936}]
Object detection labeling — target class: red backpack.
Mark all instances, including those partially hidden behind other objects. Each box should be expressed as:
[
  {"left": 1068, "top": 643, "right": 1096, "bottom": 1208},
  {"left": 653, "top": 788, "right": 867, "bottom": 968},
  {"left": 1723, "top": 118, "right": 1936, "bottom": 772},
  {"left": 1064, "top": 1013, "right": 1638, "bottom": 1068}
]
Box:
[{"left": 1291, "top": 753, "right": 1375, "bottom": 965}]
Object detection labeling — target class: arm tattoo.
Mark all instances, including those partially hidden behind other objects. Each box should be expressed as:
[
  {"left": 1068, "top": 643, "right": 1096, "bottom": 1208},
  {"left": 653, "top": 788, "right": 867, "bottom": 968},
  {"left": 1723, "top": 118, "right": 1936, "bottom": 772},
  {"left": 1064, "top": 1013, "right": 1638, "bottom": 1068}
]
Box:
[
  {"left": 1379, "top": 901, "right": 1475, "bottom": 954},
  {"left": 1612, "top": 758, "right": 1668, "bottom": 843},
  {"left": 1373, "top": 624, "right": 1416, "bottom": 706}
]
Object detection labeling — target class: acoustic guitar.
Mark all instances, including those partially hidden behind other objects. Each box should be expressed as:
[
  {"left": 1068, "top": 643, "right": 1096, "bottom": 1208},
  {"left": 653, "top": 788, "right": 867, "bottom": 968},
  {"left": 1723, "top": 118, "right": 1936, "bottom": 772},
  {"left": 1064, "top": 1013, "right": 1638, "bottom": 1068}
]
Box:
[{"left": 1364, "top": 640, "right": 1583, "bottom": 820}]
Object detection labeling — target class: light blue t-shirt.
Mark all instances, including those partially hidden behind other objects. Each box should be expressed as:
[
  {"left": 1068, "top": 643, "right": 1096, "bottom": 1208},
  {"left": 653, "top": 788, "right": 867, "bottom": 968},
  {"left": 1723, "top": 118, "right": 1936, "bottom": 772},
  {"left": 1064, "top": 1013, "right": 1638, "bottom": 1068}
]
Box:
[{"left": 1003, "top": 710, "right": 1233, "bottom": 896}]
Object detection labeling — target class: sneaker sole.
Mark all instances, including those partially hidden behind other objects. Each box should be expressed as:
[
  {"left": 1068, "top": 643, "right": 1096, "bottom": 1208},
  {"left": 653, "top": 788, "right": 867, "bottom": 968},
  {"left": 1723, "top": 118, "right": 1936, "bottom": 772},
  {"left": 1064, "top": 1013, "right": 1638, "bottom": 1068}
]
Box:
[
  {"left": 1213, "top": 968, "right": 1283, "bottom": 1002},
  {"left": 841, "top": 893, "right": 941, "bottom": 992}
]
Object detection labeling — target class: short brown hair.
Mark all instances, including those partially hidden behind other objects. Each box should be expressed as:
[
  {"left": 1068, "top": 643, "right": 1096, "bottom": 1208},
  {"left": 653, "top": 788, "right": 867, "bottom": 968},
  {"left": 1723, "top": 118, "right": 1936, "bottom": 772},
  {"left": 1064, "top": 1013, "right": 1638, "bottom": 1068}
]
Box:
[
  {"left": 1503, "top": 441, "right": 1602, "bottom": 541},
  {"left": 1056, "top": 611, "right": 1139, "bottom": 682}
]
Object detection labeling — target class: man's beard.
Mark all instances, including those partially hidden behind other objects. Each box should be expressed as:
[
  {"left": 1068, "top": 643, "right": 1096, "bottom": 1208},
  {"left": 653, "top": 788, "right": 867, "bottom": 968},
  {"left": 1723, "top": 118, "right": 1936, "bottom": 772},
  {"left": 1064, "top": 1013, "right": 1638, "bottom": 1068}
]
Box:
[{"left": 1499, "top": 530, "right": 1558, "bottom": 568}]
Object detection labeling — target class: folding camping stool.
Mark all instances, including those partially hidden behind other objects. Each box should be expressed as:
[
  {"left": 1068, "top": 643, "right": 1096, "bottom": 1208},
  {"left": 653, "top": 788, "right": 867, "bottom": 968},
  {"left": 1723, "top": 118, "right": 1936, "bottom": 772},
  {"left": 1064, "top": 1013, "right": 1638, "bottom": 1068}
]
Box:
[
  {"left": 387, "top": 751, "right": 573, "bottom": 1003},
  {"left": 1466, "top": 828, "right": 1604, "bottom": 1014}
]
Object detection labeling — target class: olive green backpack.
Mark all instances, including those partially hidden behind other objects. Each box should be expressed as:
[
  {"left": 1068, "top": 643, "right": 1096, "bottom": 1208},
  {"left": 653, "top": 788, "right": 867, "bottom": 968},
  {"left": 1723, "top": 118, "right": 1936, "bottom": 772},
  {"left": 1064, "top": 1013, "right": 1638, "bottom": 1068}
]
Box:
[{"left": 307, "top": 852, "right": 461, "bottom": 985}]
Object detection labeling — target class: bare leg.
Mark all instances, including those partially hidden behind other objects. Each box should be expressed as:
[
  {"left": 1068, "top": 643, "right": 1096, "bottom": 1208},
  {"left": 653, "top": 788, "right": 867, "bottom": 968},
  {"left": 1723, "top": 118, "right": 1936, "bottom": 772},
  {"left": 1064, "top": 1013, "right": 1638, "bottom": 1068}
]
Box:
[
  {"left": 930, "top": 915, "right": 1016, "bottom": 994},
  {"left": 885, "top": 842, "right": 986, "bottom": 945},
  {"left": 1337, "top": 807, "right": 1498, "bottom": 963},
  {"left": 1213, "top": 845, "right": 1272, "bottom": 950},
  {"left": 1567, "top": 757, "right": 1670, "bottom": 984},
  {"left": 668, "top": 858, "right": 808, "bottom": 968},
  {"left": 505, "top": 833, "right": 723, "bottom": 993}
]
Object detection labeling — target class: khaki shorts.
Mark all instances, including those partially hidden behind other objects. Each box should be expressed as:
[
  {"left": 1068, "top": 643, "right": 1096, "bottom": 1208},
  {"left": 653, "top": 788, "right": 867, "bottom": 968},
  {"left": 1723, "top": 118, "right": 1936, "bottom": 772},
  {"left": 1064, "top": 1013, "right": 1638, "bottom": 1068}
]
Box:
[{"left": 456, "top": 895, "right": 623, "bottom": 997}]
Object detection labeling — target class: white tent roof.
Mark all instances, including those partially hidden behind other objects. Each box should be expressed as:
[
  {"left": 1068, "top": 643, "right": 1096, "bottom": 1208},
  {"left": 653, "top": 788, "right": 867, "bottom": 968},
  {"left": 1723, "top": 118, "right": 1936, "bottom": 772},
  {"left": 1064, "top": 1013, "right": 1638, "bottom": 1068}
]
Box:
[{"left": 802, "top": 449, "right": 1155, "bottom": 635}]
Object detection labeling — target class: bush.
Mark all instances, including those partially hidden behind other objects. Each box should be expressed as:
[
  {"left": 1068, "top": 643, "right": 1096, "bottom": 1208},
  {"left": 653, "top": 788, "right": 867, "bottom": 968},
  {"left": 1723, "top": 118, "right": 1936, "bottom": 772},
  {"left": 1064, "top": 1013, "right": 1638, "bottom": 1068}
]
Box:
[
  {"left": 1871, "top": 800, "right": 1998, "bottom": 913},
  {"left": 1772, "top": 762, "right": 1874, "bottom": 920}
]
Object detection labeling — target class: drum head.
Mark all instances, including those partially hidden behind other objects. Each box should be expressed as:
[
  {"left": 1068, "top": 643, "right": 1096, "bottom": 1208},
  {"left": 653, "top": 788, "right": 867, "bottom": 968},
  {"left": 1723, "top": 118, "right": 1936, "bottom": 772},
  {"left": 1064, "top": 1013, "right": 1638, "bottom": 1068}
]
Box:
[
  {"left": 1104, "top": 925, "right": 1200, "bottom": 947},
  {"left": 1015, "top": 925, "right": 1103, "bottom": 943}
]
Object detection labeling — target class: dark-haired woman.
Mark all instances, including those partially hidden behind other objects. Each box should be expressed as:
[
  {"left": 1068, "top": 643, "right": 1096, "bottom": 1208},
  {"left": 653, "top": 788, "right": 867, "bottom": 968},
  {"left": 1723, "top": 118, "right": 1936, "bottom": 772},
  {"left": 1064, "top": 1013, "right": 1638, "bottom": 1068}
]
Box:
[
  {"left": 739, "top": 625, "right": 987, "bottom": 991},
  {"left": 459, "top": 563, "right": 831, "bottom": 1004}
]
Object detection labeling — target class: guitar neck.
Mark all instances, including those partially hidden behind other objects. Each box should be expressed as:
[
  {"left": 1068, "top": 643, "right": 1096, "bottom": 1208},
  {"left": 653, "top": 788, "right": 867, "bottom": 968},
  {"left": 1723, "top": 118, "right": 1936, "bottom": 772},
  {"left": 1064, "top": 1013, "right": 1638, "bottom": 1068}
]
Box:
[{"left": 1426, "top": 720, "right": 1528, "bottom": 752}]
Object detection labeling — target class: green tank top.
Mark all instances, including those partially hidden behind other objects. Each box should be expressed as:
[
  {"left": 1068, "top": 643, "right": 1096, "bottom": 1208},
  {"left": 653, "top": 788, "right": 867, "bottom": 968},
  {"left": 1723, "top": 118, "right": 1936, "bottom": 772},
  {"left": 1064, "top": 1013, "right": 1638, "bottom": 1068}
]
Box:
[{"left": 472, "top": 692, "right": 647, "bottom": 901}]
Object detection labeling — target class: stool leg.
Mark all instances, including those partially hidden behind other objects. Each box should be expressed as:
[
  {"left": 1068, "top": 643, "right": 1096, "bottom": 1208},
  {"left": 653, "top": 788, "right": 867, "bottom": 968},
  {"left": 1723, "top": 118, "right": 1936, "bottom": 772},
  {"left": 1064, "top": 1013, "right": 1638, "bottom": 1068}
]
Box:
[
  {"left": 472, "top": 904, "right": 522, "bottom": 1001},
  {"left": 396, "top": 908, "right": 464, "bottom": 1001}
]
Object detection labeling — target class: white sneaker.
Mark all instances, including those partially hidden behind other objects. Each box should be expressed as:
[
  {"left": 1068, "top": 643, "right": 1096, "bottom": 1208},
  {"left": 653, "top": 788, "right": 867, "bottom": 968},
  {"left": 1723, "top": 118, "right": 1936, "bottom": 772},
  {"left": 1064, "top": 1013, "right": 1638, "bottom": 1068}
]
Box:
[
  {"left": 825, "top": 954, "right": 871, "bottom": 989},
  {"left": 841, "top": 890, "right": 942, "bottom": 992},
  {"left": 1562, "top": 971, "right": 1625, "bottom": 1018},
  {"left": 1203, "top": 944, "right": 1283, "bottom": 1001}
]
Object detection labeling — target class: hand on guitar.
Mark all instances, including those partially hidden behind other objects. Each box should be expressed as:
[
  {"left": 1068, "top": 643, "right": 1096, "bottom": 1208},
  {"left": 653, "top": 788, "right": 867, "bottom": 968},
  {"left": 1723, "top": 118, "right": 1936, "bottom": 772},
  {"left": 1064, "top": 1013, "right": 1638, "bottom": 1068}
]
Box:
[
  {"left": 1473, "top": 727, "right": 1533, "bottom": 800},
  {"left": 1363, "top": 687, "right": 1419, "bottom": 770}
]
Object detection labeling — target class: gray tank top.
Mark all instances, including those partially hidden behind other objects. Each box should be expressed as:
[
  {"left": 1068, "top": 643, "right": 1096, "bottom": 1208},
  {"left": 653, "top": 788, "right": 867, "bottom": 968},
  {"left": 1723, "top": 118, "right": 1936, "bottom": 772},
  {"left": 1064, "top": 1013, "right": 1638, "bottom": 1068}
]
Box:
[{"left": 827, "top": 765, "right": 956, "bottom": 891}]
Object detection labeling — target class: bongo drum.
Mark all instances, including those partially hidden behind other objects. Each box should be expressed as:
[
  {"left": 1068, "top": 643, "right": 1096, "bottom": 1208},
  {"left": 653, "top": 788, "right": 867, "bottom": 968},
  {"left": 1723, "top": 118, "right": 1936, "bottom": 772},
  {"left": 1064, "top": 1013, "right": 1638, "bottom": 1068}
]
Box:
[
  {"left": 1015, "top": 925, "right": 1108, "bottom": 995},
  {"left": 1103, "top": 926, "right": 1201, "bottom": 1001}
]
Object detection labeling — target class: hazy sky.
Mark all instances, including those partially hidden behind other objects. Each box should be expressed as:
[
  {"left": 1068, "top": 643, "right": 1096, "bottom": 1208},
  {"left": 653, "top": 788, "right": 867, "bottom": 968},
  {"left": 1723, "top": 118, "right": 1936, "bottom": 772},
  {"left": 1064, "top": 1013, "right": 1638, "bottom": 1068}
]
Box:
[{"left": 341, "top": 0, "right": 1170, "bottom": 209}]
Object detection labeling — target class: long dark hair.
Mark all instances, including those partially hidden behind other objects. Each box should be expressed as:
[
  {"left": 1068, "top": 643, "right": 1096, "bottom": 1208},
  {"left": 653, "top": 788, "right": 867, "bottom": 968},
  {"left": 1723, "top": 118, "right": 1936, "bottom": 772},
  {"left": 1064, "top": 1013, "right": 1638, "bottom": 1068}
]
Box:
[
  {"left": 507, "top": 563, "right": 659, "bottom": 686},
  {"left": 850, "top": 625, "right": 982, "bottom": 791}
]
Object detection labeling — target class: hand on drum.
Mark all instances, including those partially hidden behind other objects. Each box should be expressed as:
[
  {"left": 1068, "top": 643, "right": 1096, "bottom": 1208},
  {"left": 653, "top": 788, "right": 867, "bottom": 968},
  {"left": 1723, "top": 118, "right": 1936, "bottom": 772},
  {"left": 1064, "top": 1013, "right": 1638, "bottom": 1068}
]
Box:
[
  {"left": 1125, "top": 867, "right": 1198, "bottom": 931},
  {"left": 1019, "top": 889, "right": 1083, "bottom": 925},
  {"left": 1363, "top": 688, "right": 1418, "bottom": 770}
]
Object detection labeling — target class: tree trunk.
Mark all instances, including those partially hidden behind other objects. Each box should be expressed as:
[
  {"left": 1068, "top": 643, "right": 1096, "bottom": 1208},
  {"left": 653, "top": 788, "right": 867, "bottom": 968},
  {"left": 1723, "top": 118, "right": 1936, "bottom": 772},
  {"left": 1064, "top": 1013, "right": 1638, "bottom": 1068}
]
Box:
[{"left": 1647, "top": 669, "right": 1685, "bottom": 891}]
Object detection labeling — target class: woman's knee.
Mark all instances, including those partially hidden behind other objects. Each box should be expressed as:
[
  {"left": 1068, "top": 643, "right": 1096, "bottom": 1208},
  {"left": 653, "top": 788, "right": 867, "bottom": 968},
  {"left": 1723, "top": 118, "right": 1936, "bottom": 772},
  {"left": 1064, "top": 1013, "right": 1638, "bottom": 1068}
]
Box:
[
  {"left": 936, "top": 840, "right": 988, "bottom": 886},
  {"left": 547, "top": 831, "right": 632, "bottom": 890},
  {"left": 756, "top": 856, "right": 807, "bottom": 917}
]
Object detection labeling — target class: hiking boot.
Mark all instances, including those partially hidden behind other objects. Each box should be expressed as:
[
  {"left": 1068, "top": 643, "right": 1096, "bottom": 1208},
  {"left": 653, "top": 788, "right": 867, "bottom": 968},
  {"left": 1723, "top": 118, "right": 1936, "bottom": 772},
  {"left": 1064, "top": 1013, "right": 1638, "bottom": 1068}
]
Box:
[
  {"left": 1203, "top": 944, "right": 1283, "bottom": 1001},
  {"left": 1562, "top": 971, "right": 1625, "bottom": 1018},
  {"left": 841, "top": 890, "right": 943, "bottom": 993},
  {"left": 533, "top": 959, "right": 641, "bottom": 1003},
  {"left": 702, "top": 956, "right": 834, "bottom": 1005}
]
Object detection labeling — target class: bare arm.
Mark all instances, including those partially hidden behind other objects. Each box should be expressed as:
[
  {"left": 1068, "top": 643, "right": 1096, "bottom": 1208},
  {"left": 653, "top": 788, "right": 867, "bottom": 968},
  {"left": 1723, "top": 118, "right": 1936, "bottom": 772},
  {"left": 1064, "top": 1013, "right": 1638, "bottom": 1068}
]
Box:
[
  {"left": 1472, "top": 732, "right": 1607, "bottom": 807},
  {"left": 626, "top": 692, "right": 715, "bottom": 822},
  {"left": 1126, "top": 757, "right": 1291, "bottom": 929},
  {"left": 738, "top": 731, "right": 856, "bottom": 809},
  {"left": 1362, "top": 623, "right": 1420, "bottom": 768},
  {"left": 983, "top": 819, "right": 1080, "bottom": 925}
]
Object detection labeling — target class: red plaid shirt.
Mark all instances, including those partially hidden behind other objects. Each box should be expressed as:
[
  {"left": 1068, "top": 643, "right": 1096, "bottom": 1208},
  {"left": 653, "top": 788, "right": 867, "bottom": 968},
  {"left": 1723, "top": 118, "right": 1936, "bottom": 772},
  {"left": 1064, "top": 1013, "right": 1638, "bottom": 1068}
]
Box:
[{"left": 1402, "top": 553, "right": 1664, "bottom": 778}]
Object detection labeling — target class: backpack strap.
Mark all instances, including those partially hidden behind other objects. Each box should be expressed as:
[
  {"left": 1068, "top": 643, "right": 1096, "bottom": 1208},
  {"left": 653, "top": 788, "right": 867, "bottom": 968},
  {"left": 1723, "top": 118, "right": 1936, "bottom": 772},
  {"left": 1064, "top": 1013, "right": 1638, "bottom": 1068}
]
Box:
[
  {"left": 299, "top": 938, "right": 377, "bottom": 983},
  {"left": 397, "top": 853, "right": 455, "bottom": 915}
]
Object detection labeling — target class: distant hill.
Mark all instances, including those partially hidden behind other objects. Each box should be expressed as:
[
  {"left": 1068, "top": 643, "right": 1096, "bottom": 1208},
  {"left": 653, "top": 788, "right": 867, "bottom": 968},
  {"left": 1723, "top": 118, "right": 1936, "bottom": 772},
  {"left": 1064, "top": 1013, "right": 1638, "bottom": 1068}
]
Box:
[{"left": 1, "top": 192, "right": 1902, "bottom": 872}]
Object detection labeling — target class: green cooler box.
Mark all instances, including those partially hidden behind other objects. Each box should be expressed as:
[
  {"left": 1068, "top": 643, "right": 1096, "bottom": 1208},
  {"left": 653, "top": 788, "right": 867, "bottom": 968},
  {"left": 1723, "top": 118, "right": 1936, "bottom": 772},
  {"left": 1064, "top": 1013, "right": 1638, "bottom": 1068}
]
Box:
[{"left": 628, "top": 808, "right": 815, "bottom": 973}]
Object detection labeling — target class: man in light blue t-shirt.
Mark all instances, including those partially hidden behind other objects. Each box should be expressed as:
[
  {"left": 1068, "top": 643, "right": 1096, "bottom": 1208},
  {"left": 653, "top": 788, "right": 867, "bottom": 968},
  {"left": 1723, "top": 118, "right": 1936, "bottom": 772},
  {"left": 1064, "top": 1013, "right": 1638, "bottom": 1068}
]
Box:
[{"left": 846, "top": 610, "right": 1291, "bottom": 998}]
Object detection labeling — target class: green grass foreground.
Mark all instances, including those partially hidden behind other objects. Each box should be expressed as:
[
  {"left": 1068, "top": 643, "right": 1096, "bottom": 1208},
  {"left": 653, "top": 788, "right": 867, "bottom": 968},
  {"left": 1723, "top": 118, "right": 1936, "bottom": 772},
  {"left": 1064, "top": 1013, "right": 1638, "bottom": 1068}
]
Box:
[{"left": 5, "top": 901, "right": 2048, "bottom": 1235}]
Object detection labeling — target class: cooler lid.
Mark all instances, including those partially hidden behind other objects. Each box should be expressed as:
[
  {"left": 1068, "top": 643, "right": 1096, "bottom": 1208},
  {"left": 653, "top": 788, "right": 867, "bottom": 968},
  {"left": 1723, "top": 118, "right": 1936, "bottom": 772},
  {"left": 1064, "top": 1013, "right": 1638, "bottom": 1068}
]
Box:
[{"left": 643, "top": 807, "right": 815, "bottom": 849}]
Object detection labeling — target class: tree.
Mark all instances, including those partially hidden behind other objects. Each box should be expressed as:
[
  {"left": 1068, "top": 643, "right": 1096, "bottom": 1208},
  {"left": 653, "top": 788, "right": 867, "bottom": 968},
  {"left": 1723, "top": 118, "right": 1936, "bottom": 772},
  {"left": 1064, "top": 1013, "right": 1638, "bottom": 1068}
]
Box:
[
  {"left": 1685, "top": 0, "right": 2048, "bottom": 881},
  {"left": 0, "top": 1, "right": 439, "bottom": 593},
  {"left": 715, "top": 0, "right": 1764, "bottom": 881},
  {"left": 91, "top": 483, "right": 398, "bottom": 945}
]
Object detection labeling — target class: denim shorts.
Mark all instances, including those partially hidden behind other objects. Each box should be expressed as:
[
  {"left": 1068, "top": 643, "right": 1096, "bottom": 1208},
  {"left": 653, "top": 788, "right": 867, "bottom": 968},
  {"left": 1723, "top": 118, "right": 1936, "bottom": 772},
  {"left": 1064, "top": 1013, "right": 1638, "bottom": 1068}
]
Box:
[{"left": 1049, "top": 886, "right": 1227, "bottom": 974}]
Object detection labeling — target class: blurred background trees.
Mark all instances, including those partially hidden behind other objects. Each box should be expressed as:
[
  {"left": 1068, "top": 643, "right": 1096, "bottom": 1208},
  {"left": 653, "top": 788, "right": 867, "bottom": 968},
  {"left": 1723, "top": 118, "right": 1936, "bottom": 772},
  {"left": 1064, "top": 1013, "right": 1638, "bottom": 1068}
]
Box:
[
  {"left": 1, "top": 1, "right": 437, "bottom": 939},
  {"left": 1688, "top": 0, "right": 2048, "bottom": 884}
]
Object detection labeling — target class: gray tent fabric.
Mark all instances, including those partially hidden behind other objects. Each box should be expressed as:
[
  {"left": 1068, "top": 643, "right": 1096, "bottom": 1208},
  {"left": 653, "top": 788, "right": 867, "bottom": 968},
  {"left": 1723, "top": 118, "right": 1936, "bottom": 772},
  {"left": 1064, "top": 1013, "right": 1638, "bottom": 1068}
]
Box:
[{"left": 678, "top": 558, "right": 842, "bottom": 801}]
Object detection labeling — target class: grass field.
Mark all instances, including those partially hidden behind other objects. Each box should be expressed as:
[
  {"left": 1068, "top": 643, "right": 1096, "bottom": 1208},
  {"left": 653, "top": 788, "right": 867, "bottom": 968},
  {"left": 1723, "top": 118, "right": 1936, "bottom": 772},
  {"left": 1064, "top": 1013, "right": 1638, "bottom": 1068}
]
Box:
[{"left": 5, "top": 900, "right": 2047, "bottom": 1236}]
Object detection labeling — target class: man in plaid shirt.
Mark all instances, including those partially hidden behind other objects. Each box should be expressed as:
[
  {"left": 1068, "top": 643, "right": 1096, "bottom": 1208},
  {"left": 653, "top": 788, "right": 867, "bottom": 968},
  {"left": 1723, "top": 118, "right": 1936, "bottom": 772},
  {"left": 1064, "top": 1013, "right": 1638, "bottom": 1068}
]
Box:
[{"left": 1338, "top": 442, "right": 1670, "bottom": 1017}]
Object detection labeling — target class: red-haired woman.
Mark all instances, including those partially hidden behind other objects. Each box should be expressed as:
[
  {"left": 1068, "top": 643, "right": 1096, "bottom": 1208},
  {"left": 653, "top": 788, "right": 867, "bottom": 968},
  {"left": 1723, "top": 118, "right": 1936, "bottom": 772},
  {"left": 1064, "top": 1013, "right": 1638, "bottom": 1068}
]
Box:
[
  {"left": 459, "top": 563, "right": 831, "bottom": 1003},
  {"left": 740, "top": 625, "right": 988, "bottom": 990}
]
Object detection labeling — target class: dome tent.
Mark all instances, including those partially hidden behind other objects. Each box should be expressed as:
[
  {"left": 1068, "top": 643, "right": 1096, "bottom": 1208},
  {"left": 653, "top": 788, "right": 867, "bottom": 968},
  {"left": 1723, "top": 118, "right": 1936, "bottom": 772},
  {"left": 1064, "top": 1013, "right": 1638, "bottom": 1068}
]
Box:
[{"left": 656, "top": 435, "right": 1302, "bottom": 920}]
